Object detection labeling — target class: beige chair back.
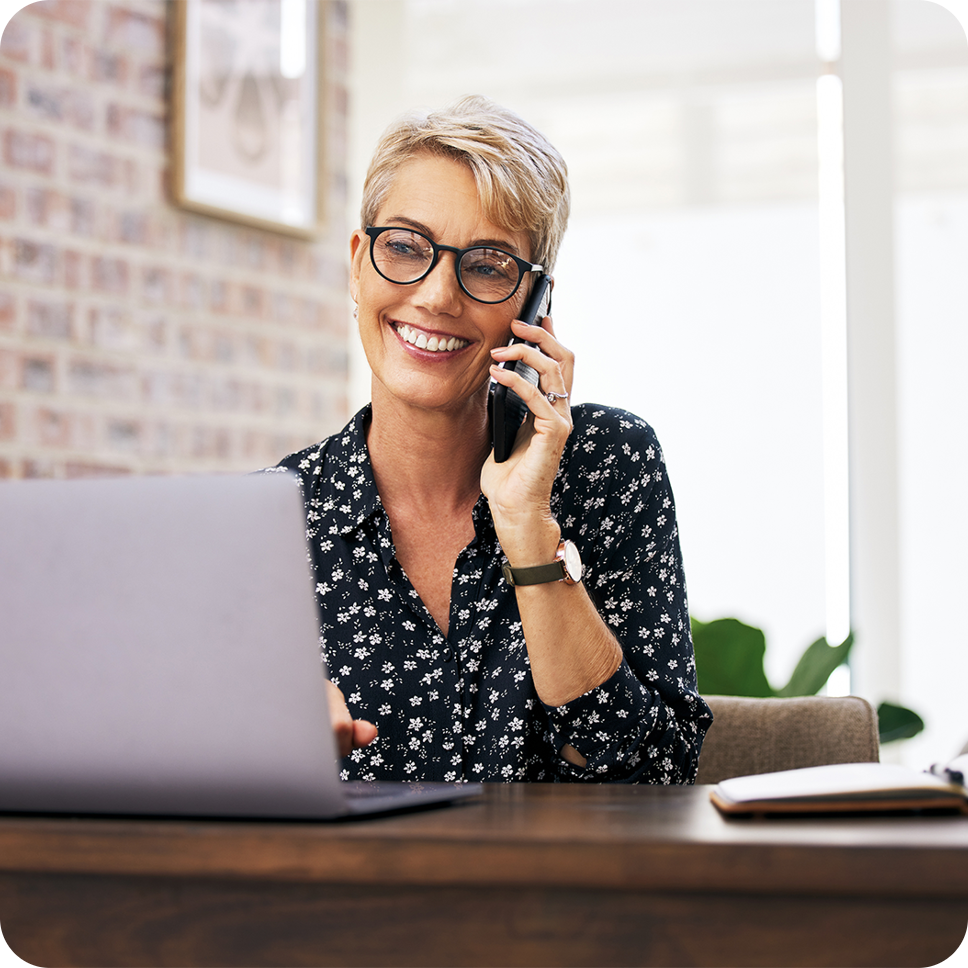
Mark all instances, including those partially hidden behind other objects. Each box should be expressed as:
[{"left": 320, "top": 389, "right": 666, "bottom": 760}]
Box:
[{"left": 695, "top": 695, "right": 880, "bottom": 785}]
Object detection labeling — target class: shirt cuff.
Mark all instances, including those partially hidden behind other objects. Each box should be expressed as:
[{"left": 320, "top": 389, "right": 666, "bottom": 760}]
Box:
[{"left": 541, "top": 659, "right": 658, "bottom": 778}]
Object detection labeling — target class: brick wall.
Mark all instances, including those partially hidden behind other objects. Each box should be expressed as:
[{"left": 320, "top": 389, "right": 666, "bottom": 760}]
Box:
[{"left": 0, "top": 0, "right": 351, "bottom": 479}]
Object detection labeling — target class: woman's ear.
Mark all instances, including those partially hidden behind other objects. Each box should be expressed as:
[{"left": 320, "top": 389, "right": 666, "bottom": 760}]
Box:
[{"left": 349, "top": 230, "right": 366, "bottom": 304}]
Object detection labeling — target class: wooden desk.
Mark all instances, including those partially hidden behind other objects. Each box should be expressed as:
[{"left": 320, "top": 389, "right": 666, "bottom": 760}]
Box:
[{"left": 1, "top": 784, "right": 966, "bottom": 967}]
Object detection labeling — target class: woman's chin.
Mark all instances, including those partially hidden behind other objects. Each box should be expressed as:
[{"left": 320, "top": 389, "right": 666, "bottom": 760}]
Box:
[{"left": 374, "top": 373, "right": 490, "bottom": 417}]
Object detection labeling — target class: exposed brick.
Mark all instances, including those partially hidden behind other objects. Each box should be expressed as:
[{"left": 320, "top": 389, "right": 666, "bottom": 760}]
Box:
[
  {"left": 106, "top": 417, "right": 141, "bottom": 452},
  {"left": 90, "top": 49, "right": 127, "bottom": 86},
  {"left": 68, "top": 144, "right": 117, "bottom": 186},
  {"left": 23, "top": 458, "right": 59, "bottom": 478},
  {"left": 104, "top": 8, "right": 164, "bottom": 54},
  {"left": 137, "top": 63, "right": 164, "bottom": 99},
  {"left": 3, "top": 129, "right": 55, "bottom": 174},
  {"left": 0, "top": 17, "right": 31, "bottom": 63},
  {"left": 142, "top": 315, "right": 168, "bottom": 354},
  {"left": 34, "top": 406, "right": 72, "bottom": 448},
  {"left": 0, "top": 348, "right": 17, "bottom": 387},
  {"left": 39, "top": 27, "right": 55, "bottom": 71},
  {"left": 180, "top": 220, "right": 208, "bottom": 259},
  {"left": 27, "top": 299, "right": 73, "bottom": 340},
  {"left": 25, "top": 81, "right": 64, "bottom": 121},
  {"left": 179, "top": 273, "right": 205, "bottom": 310},
  {"left": 12, "top": 238, "right": 57, "bottom": 284},
  {"left": 0, "top": 402, "right": 15, "bottom": 441},
  {"left": 21, "top": 355, "right": 56, "bottom": 393},
  {"left": 141, "top": 266, "right": 169, "bottom": 303},
  {"left": 241, "top": 285, "right": 264, "bottom": 318},
  {"left": 25, "top": 186, "right": 69, "bottom": 229},
  {"left": 91, "top": 255, "right": 128, "bottom": 294},
  {"left": 0, "top": 0, "right": 350, "bottom": 477},
  {"left": 24, "top": 82, "right": 95, "bottom": 131},
  {"left": 70, "top": 196, "right": 96, "bottom": 236},
  {"left": 87, "top": 306, "right": 135, "bottom": 351},
  {"left": 212, "top": 331, "right": 235, "bottom": 364},
  {"left": 0, "top": 456, "right": 13, "bottom": 477},
  {"left": 117, "top": 210, "right": 146, "bottom": 245},
  {"left": 29, "top": 1, "right": 93, "bottom": 30},
  {"left": 0, "top": 66, "right": 16, "bottom": 107},
  {"left": 209, "top": 279, "right": 229, "bottom": 313},
  {"left": 61, "top": 36, "right": 83, "bottom": 76},
  {"left": 0, "top": 183, "right": 15, "bottom": 220},
  {"left": 65, "top": 460, "right": 131, "bottom": 478},
  {"left": 0, "top": 292, "right": 14, "bottom": 331},
  {"left": 106, "top": 104, "right": 165, "bottom": 149},
  {"left": 69, "top": 358, "right": 136, "bottom": 400},
  {"left": 63, "top": 249, "right": 85, "bottom": 289}
]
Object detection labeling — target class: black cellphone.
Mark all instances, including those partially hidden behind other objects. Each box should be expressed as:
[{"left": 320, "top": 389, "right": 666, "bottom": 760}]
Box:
[{"left": 490, "top": 274, "right": 553, "bottom": 463}]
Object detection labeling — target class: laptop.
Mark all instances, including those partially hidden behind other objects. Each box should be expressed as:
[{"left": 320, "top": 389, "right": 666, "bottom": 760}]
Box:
[{"left": 0, "top": 471, "right": 481, "bottom": 819}]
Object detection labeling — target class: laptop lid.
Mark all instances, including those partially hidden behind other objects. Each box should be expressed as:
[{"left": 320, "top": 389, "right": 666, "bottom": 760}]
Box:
[{"left": 0, "top": 472, "right": 477, "bottom": 819}]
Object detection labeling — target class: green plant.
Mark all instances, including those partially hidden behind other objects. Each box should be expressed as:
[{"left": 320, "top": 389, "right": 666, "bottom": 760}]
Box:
[{"left": 690, "top": 616, "right": 924, "bottom": 745}]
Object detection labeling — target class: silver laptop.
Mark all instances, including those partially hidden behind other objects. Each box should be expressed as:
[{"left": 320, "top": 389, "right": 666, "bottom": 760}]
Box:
[{"left": 0, "top": 472, "right": 480, "bottom": 818}]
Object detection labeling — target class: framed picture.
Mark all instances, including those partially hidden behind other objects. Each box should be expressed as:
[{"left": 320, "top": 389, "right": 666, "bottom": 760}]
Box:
[{"left": 171, "top": 0, "right": 323, "bottom": 237}]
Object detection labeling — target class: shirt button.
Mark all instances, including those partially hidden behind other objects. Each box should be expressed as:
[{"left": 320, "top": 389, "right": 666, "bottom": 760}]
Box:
[{"left": 442, "top": 648, "right": 453, "bottom": 662}]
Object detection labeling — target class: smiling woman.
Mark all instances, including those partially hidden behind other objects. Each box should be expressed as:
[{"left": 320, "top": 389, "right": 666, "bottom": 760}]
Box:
[{"left": 265, "top": 96, "right": 712, "bottom": 783}]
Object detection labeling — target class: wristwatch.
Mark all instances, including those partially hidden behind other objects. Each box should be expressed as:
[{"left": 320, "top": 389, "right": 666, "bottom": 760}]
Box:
[{"left": 502, "top": 539, "right": 583, "bottom": 586}]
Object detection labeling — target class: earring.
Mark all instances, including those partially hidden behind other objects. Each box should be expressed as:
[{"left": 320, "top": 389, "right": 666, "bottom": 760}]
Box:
[{"left": 353, "top": 306, "right": 358, "bottom": 320}]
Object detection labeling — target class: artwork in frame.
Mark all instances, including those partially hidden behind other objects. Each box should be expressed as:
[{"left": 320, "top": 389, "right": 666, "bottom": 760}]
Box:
[{"left": 172, "top": 0, "right": 323, "bottom": 237}]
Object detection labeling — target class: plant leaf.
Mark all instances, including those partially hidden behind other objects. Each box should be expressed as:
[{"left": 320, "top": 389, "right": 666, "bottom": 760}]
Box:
[
  {"left": 691, "top": 617, "right": 774, "bottom": 697},
  {"left": 877, "top": 701, "right": 925, "bottom": 743},
  {"left": 776, "top": 632, "right": 854, "bottom": 697}
]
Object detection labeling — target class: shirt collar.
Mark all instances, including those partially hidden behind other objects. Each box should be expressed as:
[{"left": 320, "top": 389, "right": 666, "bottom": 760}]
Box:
[{"left": 315, "top": 404, "right": 384, "bottom": 537}]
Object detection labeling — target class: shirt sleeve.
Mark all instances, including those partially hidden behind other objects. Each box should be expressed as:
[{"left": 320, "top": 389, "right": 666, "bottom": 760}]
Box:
[{"left": 543, "top": 405, "right": 712, "bottom": 783}]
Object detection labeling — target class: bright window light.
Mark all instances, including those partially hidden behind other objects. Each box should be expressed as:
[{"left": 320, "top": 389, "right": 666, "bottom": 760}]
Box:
[
  {"left": 280, "top": 0, "right": 307, "bottom": 79},
  {"left": 815, "top": 0, "right": 842, "bottom": 63},
  {"left": 816, "top": 71, "right": 851, "bottom": 650}
]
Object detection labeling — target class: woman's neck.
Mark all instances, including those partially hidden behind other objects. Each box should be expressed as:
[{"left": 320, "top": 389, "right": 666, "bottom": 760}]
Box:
[{"left": 366, "top": 383, "right": 492, "bottom": 515}]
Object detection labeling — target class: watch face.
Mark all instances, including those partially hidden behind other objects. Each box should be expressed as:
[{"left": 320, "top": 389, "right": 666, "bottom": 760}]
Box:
[{"left": 562, "top": 540, "right": 583, "bottom": 582}]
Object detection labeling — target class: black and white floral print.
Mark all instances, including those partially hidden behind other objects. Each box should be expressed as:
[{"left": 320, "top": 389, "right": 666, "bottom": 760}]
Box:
[{"left": 268, "top": 402, "right": 711, "bottom": 783}]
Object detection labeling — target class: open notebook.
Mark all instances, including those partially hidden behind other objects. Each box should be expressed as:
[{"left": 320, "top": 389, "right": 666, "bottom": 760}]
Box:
[
  {"left": 710, "top": 755, "right": 968, "bottom": 816},
  {"left": 0, "top": 472, "right": 480, "bottom": 819}
]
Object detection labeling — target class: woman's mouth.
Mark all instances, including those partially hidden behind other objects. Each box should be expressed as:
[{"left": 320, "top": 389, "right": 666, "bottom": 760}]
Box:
[{"left": 394, "top": 322, "right": 469, "bottom": 353}]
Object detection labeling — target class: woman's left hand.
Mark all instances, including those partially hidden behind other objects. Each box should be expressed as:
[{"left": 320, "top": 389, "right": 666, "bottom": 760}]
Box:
[{"left": 481, "top": 313, "right": 575, "bottom": 560}]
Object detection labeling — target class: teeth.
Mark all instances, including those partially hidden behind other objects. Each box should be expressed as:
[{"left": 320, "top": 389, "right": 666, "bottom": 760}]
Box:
[{"left": 396, "top": 324, "right": 468, "bottom": 353}]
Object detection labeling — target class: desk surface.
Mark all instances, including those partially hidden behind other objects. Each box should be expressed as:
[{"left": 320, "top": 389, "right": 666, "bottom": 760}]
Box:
[
  {"left": 0, "top": 785, "right": 968, "bottom": 968},
  {"left": 1, "top": 782, "right": 966, "bottom": 894}
]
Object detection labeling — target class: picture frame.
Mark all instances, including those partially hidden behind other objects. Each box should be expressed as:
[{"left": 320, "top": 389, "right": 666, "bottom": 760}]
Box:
[{"left": 171, "top": 0, "right": 324, "bottom": 237}]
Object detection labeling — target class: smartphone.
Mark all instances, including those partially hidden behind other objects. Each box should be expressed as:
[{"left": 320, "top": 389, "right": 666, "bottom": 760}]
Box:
[{"left": 490, "top": 273, "right": 553, "bottom": 462}]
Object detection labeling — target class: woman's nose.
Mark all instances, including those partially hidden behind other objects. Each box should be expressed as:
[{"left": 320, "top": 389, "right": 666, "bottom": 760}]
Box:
[{"left": 411, "top": 253, "right": 464, "bottom": 315}]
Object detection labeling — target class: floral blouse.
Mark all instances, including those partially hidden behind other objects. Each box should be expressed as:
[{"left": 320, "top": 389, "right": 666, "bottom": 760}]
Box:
[{"left": 268, "top": 402, "right": 711, "bottom": 784}]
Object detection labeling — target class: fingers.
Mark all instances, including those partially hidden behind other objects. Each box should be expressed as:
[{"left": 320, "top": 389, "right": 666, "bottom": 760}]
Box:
[
  {"left": 326, "top": 679, "right": 377, "bottom": 758},
  {"left": 353, "top": 719, "right": 379, "bottom": 749},
  {"left": 508, "top": 315, "right": 576, "bottom": 397},
  {"left": 489, "top": 358, "right": 569, "bottom": 418},
  {"left": 490, "top": 331, "right": 572, "bottom": 421}
]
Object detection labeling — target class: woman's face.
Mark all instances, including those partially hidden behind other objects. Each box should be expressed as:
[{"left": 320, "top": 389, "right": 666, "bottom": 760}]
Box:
[{"left": 350, "top": 153, "right": 531, "bottom": 417}]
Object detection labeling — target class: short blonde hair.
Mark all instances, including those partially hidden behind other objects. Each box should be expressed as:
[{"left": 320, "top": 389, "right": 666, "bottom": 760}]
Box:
[{"left": 360, "top": 96, "right": 570, "bottom": 272}]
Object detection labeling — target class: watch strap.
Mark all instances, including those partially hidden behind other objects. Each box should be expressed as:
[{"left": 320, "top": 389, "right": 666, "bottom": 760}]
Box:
[{"left": 502, "top": 559, "right": 567, "bottom": 586}]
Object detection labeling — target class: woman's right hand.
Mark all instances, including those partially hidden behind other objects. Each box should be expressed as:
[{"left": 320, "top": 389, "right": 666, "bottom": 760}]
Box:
[{"left": 326, "top": 680, "right": 378, "bottom": 757}]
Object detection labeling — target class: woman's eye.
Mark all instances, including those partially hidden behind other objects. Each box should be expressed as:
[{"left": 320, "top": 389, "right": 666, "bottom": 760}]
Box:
[
  {"left": 383, "top": 233, "right": 428, "bottom": 260},
  {"left": 465, "top": 250, "right": 513, "bottom": 279}
]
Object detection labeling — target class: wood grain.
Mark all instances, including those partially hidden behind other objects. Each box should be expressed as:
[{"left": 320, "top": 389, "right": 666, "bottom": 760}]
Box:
[{"left": 1, "top": 784, "right": 966, "bottom": 967}]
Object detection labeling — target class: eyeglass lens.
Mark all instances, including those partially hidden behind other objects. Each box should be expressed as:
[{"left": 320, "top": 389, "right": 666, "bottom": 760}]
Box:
[{"left": 370, "top": 228, "right": 523, "bottom": 302}]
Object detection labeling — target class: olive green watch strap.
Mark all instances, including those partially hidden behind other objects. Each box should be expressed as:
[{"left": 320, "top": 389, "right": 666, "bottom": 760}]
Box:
[{"left": 501, "top": 560, "right": 567, "bottom": 586}]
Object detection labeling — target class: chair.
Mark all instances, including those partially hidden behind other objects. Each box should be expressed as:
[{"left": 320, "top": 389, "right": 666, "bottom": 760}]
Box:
[{"left": 695, "top": 695, "right": 880, "bottom": 785}]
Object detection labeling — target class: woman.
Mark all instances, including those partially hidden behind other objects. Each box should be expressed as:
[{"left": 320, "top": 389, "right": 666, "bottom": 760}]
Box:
[{"left": 271, "top": 96, "right": 711, "bottom": 783}]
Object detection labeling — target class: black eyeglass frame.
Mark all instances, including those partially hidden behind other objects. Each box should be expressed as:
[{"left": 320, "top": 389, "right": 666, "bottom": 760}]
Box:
[{"left": 364, "top": 226, "right": 543, "bottom": 305}]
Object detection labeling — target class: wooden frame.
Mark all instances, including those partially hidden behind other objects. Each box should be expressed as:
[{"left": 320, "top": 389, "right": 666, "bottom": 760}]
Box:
[{"left": 171, "top": 0, "right": 324, "bottom": 237}]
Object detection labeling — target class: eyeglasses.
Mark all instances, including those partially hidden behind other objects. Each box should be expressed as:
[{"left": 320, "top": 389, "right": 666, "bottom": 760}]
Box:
[{"left": 364, "top": 226, "right": 542, "bottom": 304}]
